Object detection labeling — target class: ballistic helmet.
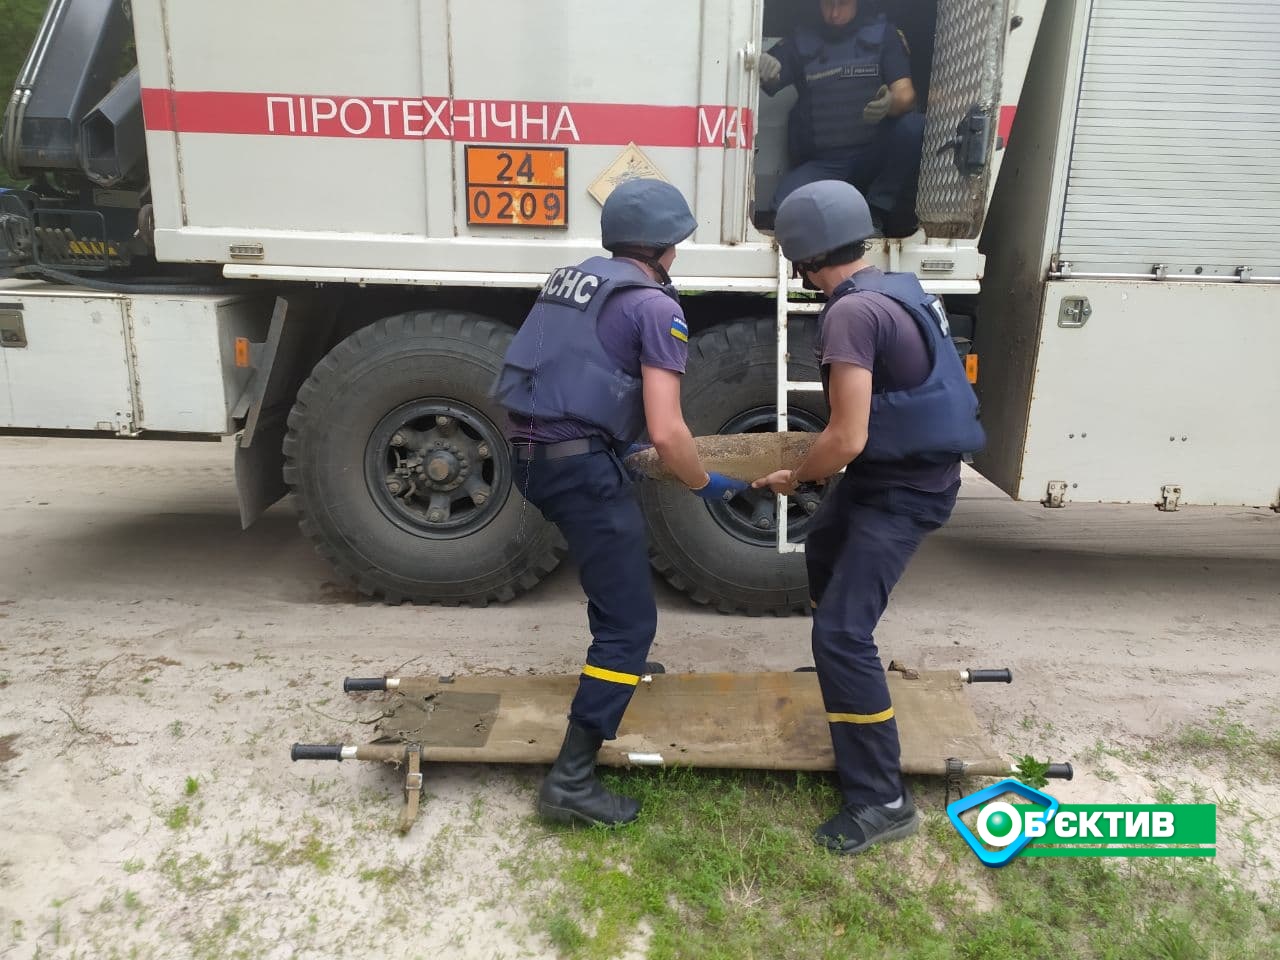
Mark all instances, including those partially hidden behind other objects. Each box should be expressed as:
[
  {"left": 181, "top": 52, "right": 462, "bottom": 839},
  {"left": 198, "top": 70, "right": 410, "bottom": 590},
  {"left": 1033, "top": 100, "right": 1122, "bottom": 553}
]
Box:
[
  {"left": 601, "top": 178, "right": 698, "bottom": 251},
  {"left": 774, "top": 180, "right": 876, "bottom": 264}
]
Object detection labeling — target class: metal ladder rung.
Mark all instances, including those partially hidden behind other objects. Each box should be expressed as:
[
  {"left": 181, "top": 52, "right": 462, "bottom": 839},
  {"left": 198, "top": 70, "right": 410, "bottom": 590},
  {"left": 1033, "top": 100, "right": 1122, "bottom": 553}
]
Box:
[
  {"left": 784, "top": 301, "right": 823, "bottom": 314},
  {"left": 774, "top": 248, "right": 825, "bottom": 556}
]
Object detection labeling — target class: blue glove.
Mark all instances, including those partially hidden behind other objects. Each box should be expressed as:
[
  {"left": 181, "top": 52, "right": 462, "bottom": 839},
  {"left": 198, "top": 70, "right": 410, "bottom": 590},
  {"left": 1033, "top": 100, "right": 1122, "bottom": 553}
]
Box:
[{"left": 691, "top": 471, "right": 749, "bottom": 502}]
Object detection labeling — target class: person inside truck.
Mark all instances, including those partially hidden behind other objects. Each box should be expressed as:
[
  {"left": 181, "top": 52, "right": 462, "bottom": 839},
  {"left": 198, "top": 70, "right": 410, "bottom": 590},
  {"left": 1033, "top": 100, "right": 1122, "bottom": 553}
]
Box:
[
  {"left": 493, "top": 178, "right": 749, "bottom": 829},
  {"left": 759, "top": 0, "right": 924, "bottom": 237},
  {"left": 752, "top": 180, "right": 984, "bottom": 854}
]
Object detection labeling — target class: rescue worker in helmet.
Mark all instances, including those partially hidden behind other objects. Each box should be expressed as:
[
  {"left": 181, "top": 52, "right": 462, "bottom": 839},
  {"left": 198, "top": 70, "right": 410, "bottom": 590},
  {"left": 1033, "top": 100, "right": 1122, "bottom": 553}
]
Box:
[
  {"left": 752, "top": 180, "right": 985, "bottom": 854},
  {"left": 759, "top": 0, "right": 924, "bottom": 237},
  {"left": 493, "top": 178, "right": 749, "bottom": 828}
]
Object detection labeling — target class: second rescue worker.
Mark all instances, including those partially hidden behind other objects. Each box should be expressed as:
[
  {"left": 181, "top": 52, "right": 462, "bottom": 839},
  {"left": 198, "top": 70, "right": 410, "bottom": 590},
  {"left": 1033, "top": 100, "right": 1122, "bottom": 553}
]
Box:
[
  {"left": 493, "top": 178, "right": 748, "bottom": 828},
  {"left": 754, "top": 180, "right": 985, "bottom": 854}
]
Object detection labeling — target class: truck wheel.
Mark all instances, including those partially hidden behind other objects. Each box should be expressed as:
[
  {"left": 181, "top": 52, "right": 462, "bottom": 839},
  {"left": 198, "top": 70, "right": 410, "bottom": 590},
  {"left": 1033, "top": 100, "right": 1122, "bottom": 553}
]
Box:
[
  {"left": 639, "top": 317, "right": 829, "bottom": 616},
  {"left": 283, "top": 311, "right": 566, "bottom": 605}
]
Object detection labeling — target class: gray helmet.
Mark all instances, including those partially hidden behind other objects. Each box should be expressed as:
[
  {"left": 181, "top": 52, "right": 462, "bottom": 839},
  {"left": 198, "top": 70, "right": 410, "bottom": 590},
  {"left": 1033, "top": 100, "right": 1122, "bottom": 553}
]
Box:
[
  {"left": 601, "top": 178, "right": 697, "bottom": 250},
  {"left": 774, "top": 180, "right": 875, "bottom": 264}
]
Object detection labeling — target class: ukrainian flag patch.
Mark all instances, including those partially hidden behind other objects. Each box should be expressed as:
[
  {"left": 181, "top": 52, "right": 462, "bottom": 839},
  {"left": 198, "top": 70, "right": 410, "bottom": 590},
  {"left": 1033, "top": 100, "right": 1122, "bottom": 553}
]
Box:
[{"left": 670, "top": 316, "right": 689, "bottom": 343}]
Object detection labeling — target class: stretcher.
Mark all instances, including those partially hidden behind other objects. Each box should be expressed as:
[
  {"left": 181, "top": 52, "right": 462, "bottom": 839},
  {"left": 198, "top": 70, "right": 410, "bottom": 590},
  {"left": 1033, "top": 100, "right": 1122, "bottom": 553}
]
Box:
[
  {"left": 622, "top": 432, "right": 822, "bottom": 483},
  {"left": 290, "top": 663, "right": 1072, "bottom": 833}
]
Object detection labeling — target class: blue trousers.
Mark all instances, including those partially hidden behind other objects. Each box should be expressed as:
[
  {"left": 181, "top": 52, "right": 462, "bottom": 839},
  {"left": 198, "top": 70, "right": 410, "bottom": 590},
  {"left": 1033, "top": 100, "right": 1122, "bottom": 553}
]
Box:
[
  {"left": 775, "top": 111, "right": 926, "bottom": 230},
  {"left": 805, "top": 474, "right": 959, "bottom": 806},
  {"left": 515, "top": 446, "right": 657, "bottom": 740}
]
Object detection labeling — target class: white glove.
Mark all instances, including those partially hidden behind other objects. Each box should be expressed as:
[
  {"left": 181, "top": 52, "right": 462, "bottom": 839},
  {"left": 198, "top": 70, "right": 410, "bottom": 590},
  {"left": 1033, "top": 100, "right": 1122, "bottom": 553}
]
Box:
[
  {"left": 758, "top": 52, "right": 783, "bottom": 85},
  {"left": 862, "top": 85, "right": 892, "bottom": 124}
]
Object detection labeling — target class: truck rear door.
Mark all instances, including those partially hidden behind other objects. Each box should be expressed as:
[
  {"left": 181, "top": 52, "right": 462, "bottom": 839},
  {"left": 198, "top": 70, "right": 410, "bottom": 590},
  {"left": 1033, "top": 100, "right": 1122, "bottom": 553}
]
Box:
[{"left": 916, "top": 0, "right": 1015, "bottom": 239}]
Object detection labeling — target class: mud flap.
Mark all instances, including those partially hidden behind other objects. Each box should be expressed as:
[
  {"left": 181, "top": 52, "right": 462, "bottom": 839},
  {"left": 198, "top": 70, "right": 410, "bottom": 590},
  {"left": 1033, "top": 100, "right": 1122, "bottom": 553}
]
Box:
[{"left": 234, "top": 293, "right": 336, "bottom": 529}]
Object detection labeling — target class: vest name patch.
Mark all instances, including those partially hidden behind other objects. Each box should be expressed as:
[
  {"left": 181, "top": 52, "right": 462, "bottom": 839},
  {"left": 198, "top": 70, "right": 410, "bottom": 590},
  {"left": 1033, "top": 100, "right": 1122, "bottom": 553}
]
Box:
[
  {"left": 841, "top": 64, "right": 881, "bottom": 79},
  {"left": 538, "top": 268, "right": 603, "bottom": 311}
]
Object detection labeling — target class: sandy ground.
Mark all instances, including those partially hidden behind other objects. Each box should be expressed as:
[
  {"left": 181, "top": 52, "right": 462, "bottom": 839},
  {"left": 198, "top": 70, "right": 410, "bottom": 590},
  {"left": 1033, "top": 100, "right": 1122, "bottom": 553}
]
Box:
[{"left": 0, "top": 435, "right": 1277, "bottom": 959}]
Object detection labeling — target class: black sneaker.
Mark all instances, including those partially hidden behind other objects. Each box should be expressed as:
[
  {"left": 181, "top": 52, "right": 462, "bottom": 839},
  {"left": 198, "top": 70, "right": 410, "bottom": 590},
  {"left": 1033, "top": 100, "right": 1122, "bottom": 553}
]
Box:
[{"left": 814, "top": 793, "right": 919, "bottom": 855}]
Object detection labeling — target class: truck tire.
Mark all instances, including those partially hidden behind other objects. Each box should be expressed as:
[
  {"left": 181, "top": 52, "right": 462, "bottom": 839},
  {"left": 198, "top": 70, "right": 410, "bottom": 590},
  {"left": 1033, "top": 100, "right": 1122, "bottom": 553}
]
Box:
[
  {"left": 283, "top": 311, "right": 566, "bottom": 605},
  {"left": 639, "top": 316, "right": 829, "bottom": 616}
]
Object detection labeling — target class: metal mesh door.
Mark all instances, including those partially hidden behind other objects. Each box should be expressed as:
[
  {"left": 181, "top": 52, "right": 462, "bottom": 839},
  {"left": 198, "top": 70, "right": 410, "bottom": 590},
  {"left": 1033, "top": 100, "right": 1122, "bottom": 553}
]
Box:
[{"left": 916, "top": 0, "right": 1008, "bottom": 238}]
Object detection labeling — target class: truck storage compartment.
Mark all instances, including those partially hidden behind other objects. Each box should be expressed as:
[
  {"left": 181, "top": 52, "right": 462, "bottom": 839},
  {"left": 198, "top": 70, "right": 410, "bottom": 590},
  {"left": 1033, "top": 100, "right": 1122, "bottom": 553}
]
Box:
[
  {"left": 0, "top": 284, "right": 135, "bottom": 431},
  {"left": 0, "top": 280, "right": 272, "bottom": 435},
  {"left": 1055, "top": 0, "right": 1280, "bottom": 279}
]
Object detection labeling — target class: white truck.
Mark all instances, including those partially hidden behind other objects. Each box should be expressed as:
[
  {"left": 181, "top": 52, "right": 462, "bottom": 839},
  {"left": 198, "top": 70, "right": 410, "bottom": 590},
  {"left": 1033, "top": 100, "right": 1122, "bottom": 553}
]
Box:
[{"left": 2, "top": 0, "right": 1277, "bottom": 614}]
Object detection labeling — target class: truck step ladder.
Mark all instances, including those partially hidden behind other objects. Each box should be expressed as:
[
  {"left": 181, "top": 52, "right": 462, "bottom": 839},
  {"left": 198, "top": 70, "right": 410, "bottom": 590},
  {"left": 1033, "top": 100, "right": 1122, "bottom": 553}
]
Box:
[{"left": 774, "top": 247, "right": 825, "bottom": 555}]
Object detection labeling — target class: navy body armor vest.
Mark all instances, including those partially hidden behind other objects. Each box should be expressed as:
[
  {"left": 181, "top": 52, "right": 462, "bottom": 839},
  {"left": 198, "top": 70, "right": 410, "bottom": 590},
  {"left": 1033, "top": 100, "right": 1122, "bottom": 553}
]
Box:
[
  {"left": 493, "top": 256, "right": 676, "bottom": 443},
  {"left": 820, "top": 270, "right": 986, "bottom": 464},
  {"left": 791, "top": 16, "right": 890, "bottom": 158}
]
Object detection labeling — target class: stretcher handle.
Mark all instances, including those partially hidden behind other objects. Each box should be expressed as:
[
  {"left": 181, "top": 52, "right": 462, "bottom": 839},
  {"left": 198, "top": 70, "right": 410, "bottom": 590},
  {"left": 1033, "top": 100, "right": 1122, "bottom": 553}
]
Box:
[
  {"left": 291, "top": 743, "right": 345, "bottom": 762},
  {"left": 1045, "top": 762, "right": 1074, "bottom": 780},
  {"left": 344, "top": 677, "right": 389, "bottom": 692},
  {"left": 964, "top": 669, "right": 1013, "bottom": 684}
]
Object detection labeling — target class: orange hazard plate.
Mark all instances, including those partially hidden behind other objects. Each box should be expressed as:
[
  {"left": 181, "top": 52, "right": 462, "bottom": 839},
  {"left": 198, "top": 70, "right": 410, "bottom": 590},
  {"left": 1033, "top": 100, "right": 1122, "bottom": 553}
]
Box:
[{"left": 465, "top": 146, "right": 568, "bottom": 228}]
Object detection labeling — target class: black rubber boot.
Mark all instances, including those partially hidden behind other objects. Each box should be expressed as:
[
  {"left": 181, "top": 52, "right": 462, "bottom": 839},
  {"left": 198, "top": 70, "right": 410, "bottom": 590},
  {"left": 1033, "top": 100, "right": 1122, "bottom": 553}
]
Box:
[{"left": 536, "top": 721, "right": 641, "bottom": 828}]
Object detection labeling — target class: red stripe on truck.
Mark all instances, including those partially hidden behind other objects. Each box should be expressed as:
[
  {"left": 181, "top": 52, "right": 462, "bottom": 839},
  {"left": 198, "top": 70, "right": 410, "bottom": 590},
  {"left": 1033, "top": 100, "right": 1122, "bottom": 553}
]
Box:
[
  {"left": 141, "top": 89, "right": 754, "bottom": 149},
  {"left": 998, "top": 104, "right": 1017, "bottom": 144}
]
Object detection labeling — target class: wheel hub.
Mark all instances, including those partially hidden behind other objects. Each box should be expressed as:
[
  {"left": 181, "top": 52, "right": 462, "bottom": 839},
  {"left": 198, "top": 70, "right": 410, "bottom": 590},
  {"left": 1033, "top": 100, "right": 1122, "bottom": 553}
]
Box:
[
  {"left": 703, "top": 407, "right": 829, "bottom": 548},
  {"left": 365, "top": 403, "right": 507, "bottom": 540},
  {"left": 425, "top": 453, "right": 455, "bottom": 482},
  {"left": 420, "top": 442, "right": 471, "bottom": 489}
]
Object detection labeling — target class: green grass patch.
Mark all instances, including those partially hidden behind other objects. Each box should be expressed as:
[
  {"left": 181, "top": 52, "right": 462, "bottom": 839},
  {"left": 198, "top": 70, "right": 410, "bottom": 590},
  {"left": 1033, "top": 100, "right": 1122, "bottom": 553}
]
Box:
[
  {"left": 246, "top": 829, "right": 334, "bottom": 873},
  {"left": 357, "top": 864, "right": 412, "bottom": 889},
  {"left": 122, "top": 858, "right": 144, "bottom": 875},
  {"left": 512, "top": 768, "right": 1280, "bottom": 960},
  {"left": 189, "top": 908, "right": 255, "bottom": 960},
  {"left": 185, "top": 776, "right": 200, "bottom": 796},
  {"left": 1263, "top": 732, "right": 1280, "bottom": 764},
  {"left": 1166, "top": 711, "right": 1280, "bottom": 780},
  {"left": 1014, "top": 756, "right": 1051, "bottom": 789},
  {"left": 164, "top": 804, "right": 190, "bottom": 830},
  {"left": 293, "top": 836, "right": 335, "bottom": 873},
  {"left": 158, "top": 853, "right": 223, "bottom": 894}
]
